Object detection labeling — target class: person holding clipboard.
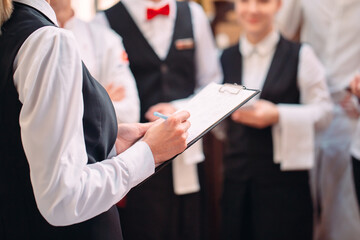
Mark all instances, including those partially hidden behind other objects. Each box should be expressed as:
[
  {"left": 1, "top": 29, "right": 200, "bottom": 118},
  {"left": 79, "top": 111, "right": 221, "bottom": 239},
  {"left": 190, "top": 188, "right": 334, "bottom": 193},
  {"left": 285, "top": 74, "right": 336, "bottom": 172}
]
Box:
[
  {"left": 220, "top": 0, "right": 332, "bottom": 239},
  {"left": 0, "top": 0, "right": 190, "bottom": 239}
]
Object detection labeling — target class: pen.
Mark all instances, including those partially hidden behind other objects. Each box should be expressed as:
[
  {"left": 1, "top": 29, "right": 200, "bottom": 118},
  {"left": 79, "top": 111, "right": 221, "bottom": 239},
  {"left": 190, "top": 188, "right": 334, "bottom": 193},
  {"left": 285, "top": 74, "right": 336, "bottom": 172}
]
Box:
[{"left": 153, "top": 111, "right": 168, "bottom": 120}]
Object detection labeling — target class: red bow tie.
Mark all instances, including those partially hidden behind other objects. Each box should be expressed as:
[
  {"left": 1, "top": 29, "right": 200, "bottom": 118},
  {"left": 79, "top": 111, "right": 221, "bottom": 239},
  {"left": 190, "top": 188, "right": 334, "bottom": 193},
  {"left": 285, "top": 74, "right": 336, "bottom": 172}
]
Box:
[{"left": 146, "top": 4, "right": 170, "bottom": 20}]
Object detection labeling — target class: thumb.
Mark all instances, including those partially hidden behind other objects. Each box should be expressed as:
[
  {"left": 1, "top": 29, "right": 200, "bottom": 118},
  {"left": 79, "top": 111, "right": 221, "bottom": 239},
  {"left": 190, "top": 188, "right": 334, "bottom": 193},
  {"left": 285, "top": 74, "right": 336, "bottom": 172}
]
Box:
[{"left": 138, "top": 122, "right": 155, "bottom": 135}]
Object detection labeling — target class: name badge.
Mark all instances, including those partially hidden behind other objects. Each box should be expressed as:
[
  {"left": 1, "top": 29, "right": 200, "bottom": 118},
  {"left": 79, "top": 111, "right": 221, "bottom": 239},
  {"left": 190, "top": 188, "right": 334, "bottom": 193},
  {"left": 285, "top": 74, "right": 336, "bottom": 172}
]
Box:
[{"left": 175, "top": 38, "right": 195, "bottom": 50}]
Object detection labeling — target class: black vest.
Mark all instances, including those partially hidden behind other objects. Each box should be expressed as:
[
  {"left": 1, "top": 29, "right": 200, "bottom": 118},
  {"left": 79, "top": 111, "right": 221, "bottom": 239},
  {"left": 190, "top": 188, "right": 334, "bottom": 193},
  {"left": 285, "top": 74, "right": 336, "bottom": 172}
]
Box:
[
  {"left": 221, "top": 36, "right": 301, "bottom": 180},
  {"left": 105, "top": 2, "right": 196, "bottom": 122},
  {"left": 0, "top": 3, "right": 121, "bottom": 239}
]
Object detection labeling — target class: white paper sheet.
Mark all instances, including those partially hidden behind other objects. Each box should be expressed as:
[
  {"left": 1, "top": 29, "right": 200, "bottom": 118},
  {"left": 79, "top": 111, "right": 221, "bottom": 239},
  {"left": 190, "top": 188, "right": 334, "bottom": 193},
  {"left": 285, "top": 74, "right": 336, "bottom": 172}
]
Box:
[{"left": 180, "top": 82, "right": 259, "bottom": 145}]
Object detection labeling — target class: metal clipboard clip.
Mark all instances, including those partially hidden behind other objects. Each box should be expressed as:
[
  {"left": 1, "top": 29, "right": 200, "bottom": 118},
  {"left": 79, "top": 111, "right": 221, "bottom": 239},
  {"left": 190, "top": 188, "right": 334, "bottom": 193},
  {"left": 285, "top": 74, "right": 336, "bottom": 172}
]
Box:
[{"left": 218, "top": 83, "right": 246, "bottom": 95}]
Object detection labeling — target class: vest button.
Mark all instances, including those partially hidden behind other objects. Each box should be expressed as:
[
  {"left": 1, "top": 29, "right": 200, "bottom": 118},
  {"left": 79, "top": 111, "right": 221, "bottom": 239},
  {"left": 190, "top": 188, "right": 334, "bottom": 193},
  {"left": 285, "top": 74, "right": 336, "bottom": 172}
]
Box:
[{"left": 160, "top": 64, "right": 168, "bottom": 74}]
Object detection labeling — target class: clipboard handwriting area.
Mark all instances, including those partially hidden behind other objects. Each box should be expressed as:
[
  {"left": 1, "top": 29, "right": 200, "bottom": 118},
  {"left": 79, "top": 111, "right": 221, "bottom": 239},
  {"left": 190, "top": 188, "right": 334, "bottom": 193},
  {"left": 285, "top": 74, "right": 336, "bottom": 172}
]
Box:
[{"left": 180, "top": 82, "right": 260, "bottom": 146}]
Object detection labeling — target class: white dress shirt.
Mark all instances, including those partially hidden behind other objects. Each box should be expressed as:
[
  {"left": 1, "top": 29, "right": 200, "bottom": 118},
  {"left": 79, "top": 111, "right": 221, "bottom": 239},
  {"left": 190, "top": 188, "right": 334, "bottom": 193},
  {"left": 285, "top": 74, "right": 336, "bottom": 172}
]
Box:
[
  {"left": 12, "top": 0, "right": 154, "bottom": 226},
  {"left": 277, "top": 0, "right": 360, "bottom": 93},
  {"left": 64, "top": 16, "right": 140, "bottom": 123},
  {"left": 239, "top": 31, "right": 332, "bottom": 170},
  {"left": 94, "top": 0, "right": 223, "bottom": 194}
]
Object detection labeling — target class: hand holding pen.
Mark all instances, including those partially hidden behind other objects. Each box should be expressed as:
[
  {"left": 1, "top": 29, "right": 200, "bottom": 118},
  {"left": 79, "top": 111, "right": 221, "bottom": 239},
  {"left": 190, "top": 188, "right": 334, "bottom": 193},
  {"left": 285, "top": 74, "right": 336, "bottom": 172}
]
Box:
[
  {"left": 142, "top": 110, "right": 190, "bottom": 164},
  {"left": 145, "top": 103, "right": 177, "bottom": 122},
  {"left": 153, "top": 111, "right": 168, "bottom": 120}
]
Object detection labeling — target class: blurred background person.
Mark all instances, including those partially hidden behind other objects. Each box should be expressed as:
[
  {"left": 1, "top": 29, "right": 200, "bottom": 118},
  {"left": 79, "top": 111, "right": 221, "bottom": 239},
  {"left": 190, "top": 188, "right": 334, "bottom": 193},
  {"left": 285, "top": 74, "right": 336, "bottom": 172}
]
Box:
[
  {"left": 50, "top": 0, "right": 140, "bottom": 124},
  {"left": 0, "top": 0, "right": 191, "bottom": 239},
  {"left": 277, "top": 1, "right": 360, "bottom": 239},
  {"left": 93, "top": 0, "right": 223, "bottom": 239},
  {"left": 220, "top": 0, "right": 332, "bottom": 239},
  {"left": 349, "top": 73, "right": 360, "bottom": 210}
]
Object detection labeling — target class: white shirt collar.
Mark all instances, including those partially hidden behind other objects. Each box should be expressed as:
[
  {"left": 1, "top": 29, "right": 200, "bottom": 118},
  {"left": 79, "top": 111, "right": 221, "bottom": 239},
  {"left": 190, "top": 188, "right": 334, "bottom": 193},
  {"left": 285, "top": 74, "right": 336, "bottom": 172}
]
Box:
[
  {"left": 64, "top": 15, "right": 77, "bottom": 30},
  {"left": 122, "top": 0, "right": 176, "bottom": 24},
  {"left": 239, "top": 30, "right": 280, "bottom": 58},
  {"left": 13, "top": 0, "right": 59, "bottom": 26}
]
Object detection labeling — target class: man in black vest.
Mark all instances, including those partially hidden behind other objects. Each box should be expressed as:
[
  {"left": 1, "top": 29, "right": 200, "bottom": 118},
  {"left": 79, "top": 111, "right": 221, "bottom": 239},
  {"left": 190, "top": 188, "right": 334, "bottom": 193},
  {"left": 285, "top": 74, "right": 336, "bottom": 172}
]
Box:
[{"left": 94, "top": 0, "right": 222, "bottom": 239}]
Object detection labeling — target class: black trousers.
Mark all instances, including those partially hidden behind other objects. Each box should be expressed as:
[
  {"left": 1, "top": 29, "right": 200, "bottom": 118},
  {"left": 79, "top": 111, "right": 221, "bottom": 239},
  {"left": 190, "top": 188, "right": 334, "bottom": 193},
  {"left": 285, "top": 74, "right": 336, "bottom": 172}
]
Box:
[
  {"left": 221, "top": 170, "right": 313, "bottom": 240},
  {"left": 352, "top": 156, "right": 360, "bottom": 209},
  {"left": 1, "top": 171, "right": 123, "bottom": 240},
  {"left": 119, "top": 162, "right": 205, "bottom": 240}
]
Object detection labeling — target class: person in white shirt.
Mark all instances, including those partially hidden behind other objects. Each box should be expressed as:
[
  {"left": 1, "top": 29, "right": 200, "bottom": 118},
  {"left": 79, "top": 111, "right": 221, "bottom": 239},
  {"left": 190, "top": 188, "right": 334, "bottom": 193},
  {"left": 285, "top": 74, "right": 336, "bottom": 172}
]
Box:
[
  {"left": 50, "top": 0, "right": 140, "bottom": 124},
  {"left": 220, "top": 0, "right": 332, "bottom": 239},
  {"left": 0, "top": 0, "right": 191, "bottom": 239},
  {"left": 93, "top": 0, "right": 223, "bottom": 239},
  {"left": 277, "top": 1, "right": 360, "bottom": 239}
]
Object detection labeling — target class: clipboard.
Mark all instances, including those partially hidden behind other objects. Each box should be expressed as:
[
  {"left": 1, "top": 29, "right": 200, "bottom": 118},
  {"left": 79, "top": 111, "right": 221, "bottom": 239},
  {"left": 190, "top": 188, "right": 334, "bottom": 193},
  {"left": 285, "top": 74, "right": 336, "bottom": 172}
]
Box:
[{"left": 154, "top": 82, "right": 260, "bottom": 172}]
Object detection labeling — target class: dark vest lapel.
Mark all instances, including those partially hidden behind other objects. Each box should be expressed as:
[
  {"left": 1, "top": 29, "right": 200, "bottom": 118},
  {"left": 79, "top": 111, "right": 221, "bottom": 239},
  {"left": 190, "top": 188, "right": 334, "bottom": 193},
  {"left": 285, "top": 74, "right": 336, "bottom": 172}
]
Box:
[
  {"left": 167, "top": 2, "right": 194, "bottom": 61},
  {"left": 260, "top": 36, "right": 299, "bottom": 103},
  {"left": 105, "top": 2, "right": 162, "bottom": 63},
  {"left": 221, "top": 44, "right": 242, "bottom": 85},
  {"left": 261, "top": 37, "right": 288, "bottom": 100}
]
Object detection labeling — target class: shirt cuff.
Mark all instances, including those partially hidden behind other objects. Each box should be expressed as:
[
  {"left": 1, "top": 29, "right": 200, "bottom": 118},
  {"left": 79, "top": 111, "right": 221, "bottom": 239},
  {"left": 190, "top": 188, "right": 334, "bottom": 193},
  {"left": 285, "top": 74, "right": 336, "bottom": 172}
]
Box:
[{"left": 117, "top": 141, "right": 155, "bottom": 188}]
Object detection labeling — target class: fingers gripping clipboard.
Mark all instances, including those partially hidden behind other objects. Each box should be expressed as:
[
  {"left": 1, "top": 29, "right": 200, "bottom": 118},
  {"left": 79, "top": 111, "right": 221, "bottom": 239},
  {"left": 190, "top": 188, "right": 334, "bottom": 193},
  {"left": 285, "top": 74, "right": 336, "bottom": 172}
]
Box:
[{"left": 155, "top": 82, "right": 260, "bottom": 172}]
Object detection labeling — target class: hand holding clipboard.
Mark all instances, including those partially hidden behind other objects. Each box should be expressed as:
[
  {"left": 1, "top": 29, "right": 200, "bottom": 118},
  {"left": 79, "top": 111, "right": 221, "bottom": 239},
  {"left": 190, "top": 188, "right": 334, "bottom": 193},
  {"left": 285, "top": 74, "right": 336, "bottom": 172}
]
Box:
[{"left": 154, "top": 82, "right": 260, "bottom": 172}]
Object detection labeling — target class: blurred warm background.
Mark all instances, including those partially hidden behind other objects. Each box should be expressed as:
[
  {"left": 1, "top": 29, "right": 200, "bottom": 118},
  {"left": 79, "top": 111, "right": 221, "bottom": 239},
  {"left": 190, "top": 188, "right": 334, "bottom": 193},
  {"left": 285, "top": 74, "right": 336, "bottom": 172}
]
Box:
[{"left": 72, "top": 0, "right": 241, "bottom": 49}]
